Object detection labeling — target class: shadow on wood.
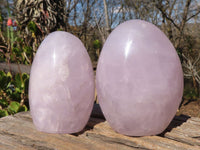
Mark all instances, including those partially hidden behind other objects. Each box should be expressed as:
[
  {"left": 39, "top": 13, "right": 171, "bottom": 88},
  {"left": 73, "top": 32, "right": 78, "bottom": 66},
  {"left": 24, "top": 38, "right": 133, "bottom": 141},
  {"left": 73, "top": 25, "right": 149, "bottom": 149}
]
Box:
[
  {"left": 72, "top": 104, "right": 105, "bottom": 136},
  {"left": 160, "top": 114, "right": 191, "bottom": 136},
  {"left": 0, "top": 104, "right": 200, "bottom": 149}
]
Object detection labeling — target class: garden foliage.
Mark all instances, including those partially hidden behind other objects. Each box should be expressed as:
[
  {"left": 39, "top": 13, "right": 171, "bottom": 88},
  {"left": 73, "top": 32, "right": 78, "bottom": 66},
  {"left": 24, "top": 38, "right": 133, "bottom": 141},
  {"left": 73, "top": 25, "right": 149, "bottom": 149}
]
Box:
[{"left": 0, "top": 71, "right": 29, "bottom": 117}]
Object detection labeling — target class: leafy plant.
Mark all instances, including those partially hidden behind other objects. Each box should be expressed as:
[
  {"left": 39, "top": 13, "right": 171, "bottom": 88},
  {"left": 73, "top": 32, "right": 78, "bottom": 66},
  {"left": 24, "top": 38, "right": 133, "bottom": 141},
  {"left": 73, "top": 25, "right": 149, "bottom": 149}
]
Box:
[
  {"left": 183, "top": 87, "right": 199, "bottom": 100},
  {"left": 93, "top": 39, "right": 101, "bottom": 49},
  {"left": 28, "top": 21, "right": 37, "bottom": 34},
  {"left": 0, "top": 109, "right": 8, "bottom": 117},
  {"left": 10, "top": 35, "right": 33, "bottom": 64},
  {"left": 0, "top": 71, "right": 29, "bottom": 118},
  {"left": 7, "top": 101, "right": 27, "bottom": 115}
]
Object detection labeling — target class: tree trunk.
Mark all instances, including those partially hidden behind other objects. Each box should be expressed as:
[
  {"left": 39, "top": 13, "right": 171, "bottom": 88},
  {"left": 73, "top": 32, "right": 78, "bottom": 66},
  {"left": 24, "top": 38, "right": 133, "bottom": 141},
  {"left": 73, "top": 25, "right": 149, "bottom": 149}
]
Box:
[{"left": 103, "top": 0, "right": 110, "bottom": 38}]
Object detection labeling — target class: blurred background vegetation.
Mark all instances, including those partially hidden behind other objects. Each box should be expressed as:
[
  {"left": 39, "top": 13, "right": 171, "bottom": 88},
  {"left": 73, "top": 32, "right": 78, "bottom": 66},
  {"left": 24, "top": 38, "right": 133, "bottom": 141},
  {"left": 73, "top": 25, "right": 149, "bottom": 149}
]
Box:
[{"left": 0, "top": 0, "right": 200, "bottom": 117}]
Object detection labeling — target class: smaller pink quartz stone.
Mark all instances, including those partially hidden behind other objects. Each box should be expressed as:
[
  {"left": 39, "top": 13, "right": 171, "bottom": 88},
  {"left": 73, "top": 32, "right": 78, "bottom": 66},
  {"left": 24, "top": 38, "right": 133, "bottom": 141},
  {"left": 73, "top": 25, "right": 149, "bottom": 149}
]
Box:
[
  {"left": 29, "top": 31, "right": 95, "bottom": 133},
  {"left": 96, "top": 20, "right": 184, "bottom": 136}
]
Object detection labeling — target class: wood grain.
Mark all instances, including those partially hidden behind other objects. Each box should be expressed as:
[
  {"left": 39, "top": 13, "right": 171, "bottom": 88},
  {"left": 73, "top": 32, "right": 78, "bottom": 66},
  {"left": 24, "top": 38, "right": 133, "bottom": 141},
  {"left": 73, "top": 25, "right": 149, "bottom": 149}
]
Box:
[
  {"left": 0, "top": 62, "right": 97, "bottom": 74},
  {"left": 0, "top": 104, "right": 199, "bottom": 150},
  {"left": 0, "top": 62, "right": 31, "bottom": 74}
]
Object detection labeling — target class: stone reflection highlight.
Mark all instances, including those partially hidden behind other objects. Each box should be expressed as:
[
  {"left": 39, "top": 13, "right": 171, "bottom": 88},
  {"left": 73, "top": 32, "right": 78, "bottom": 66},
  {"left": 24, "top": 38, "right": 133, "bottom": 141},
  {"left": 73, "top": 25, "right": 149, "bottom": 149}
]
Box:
[
  {"left": 96, "top": 20, "right": 183, "bottom": 136},
  {"left": 124, "top": 39, "right": 133, "bottom": 59},
  {"left": 29, "top": 31, "right": 95, "bottom": 133}
]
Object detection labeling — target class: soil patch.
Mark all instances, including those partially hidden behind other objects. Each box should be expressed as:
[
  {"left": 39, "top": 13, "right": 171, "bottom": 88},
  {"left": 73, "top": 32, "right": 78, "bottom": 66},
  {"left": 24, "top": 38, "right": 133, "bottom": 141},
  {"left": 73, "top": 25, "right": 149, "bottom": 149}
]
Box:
[{"left": 177, "top": 99, "right": 200, "bottom": 117}]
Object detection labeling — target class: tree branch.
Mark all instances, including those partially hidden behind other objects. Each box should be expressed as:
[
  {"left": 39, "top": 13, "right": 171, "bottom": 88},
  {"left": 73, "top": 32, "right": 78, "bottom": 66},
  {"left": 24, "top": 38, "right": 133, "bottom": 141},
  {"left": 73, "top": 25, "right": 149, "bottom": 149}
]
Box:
[{"left": 155, "top": 2, "right": 180, "bottom": 30}]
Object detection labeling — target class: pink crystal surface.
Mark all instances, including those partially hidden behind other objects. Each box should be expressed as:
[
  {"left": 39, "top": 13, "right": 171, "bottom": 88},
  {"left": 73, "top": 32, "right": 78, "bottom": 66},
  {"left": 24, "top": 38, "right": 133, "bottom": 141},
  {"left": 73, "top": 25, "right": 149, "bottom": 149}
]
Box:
[
  {"left": 29, "top": 31, "right": 95, "bottom": 133},
  {"left": 96, "top": 20, "right": 183, "bottom": 136}
]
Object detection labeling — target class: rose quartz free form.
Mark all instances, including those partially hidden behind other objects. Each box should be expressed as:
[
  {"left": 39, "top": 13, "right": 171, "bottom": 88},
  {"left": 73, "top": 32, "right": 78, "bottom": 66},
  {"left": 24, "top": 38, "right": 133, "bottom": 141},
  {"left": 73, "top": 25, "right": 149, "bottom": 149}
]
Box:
[
  {"left": 96, "top": 20, "right": 183, "bottom": 136},
  {"left": 29, "top": 31, "right": 95, "bottom": 133}
]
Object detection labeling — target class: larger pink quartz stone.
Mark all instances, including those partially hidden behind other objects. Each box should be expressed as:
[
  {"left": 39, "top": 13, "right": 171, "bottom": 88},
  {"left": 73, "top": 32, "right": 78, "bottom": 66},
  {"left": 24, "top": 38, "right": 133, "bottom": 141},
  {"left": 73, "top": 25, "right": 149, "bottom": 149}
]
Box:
[
  {"left": 29, "top": 31, "right": 95, "bottom": 133},
  {"left": 96, "top": 20, "right": 183, "bottom": 136}
]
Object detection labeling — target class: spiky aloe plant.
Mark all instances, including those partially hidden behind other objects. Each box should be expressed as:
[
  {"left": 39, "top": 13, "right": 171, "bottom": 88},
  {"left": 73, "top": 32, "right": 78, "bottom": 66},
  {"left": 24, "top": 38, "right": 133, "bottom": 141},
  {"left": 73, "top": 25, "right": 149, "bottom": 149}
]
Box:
[{"left": 14, "top": 0, "right": 66, "bottom": 54}]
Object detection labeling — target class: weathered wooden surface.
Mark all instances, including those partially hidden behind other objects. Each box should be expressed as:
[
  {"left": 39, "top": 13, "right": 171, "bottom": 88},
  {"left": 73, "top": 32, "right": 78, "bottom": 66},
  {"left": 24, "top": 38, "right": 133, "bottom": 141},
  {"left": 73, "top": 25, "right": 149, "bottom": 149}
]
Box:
[
  {"left": 0, "top": 62, "right": 31, "bottom": 74},
  {"left": 0, "top": 62, "right": 98, "bottom": 74},
  {"left": 0, "top": 104, "right": 200, "bottom": 150}
]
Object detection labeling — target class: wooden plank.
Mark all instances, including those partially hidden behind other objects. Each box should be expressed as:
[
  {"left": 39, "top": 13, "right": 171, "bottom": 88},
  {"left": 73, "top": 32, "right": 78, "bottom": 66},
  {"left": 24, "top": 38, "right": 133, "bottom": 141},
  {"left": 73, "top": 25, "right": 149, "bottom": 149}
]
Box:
[
  {"left": 0, "top": 115, "right": 98, "bottom": 150},
  {"left": 0, "top": 135, "right": 35, "bottom": 150},
  {"left": 0, "top": 62, "right": 31, "bottom": 74},
  {"left": 0, "top": 133, "right": 51, "bottom": 150},
  {"left": 165, "top": 131, "right": 200, "bottom": 147},
  {"left": 85, "top": 120, "right": 199, "bottom": 150},
  {"left": 0, "top": 112, "right": 135, "bottom": 150},
  {"left": 0, "top": 144, "right": 16, "bottom": 150},
  {"left": 164, "top": 117, "right": 200, "bottom": 147},
  {"left": 72, "top": 134, "right": 139, "bottom": 150},
  {"left": 0, "top": 62, "right": 98, "bottom": 74},
  {"left": 0, "top": 105, "right": 200, "bottom": 150}
]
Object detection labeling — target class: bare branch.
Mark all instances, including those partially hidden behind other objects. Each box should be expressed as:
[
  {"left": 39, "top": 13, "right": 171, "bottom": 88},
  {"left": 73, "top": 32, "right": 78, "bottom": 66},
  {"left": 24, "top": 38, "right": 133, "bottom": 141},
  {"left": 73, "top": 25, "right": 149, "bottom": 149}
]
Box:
[
  {"left": 155, "top": 1, "right": 180, "bottom": 30},
  {"left": 194, "top": 53, "right": 200, "bottom": 66},
  {"left": 187, "top": 8, "right": 200, "bottom": 21},
  {"left": 94, "top": 9, "right": 105, "bottom": 43}
]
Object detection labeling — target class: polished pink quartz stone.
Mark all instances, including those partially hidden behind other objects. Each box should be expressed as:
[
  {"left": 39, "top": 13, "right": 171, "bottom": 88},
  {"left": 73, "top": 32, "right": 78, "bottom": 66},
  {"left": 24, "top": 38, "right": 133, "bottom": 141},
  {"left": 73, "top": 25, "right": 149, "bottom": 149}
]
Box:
[
  {"left": 29, "top": 31, "right": 95, "bottom": 133},
  {"left": 96, "top": 20, "right": 183, "bottom": 136}
]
